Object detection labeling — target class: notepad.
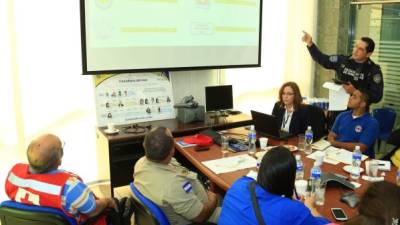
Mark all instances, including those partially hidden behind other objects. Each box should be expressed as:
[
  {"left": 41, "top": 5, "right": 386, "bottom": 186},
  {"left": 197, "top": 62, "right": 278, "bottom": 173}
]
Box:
[{"left": 312, "top": 139, "right": 331, "bottom": 151}]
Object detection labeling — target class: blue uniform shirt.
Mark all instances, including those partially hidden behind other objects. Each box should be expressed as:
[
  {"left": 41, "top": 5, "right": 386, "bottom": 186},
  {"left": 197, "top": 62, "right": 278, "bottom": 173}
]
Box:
[
  {"left": 331, "top": 110, "right": 379, "bottom": 158},
  {"left": 218, "top": 177, "right": 330, "bottom": 225}
]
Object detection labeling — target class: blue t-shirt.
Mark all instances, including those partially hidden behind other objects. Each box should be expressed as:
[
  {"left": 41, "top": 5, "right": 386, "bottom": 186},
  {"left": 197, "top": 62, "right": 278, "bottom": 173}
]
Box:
[
  {"left": 331, "top": 110, "right": 379, "bottom": 158},
  {"left": 218, "top": 177, "right": 330, "bottom": 225}
]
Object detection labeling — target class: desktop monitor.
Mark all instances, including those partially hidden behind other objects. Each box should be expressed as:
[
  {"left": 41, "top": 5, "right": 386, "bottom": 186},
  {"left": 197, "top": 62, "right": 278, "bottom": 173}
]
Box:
[{"left": 205, "top": 85, "right": 233, "bottom": 112}]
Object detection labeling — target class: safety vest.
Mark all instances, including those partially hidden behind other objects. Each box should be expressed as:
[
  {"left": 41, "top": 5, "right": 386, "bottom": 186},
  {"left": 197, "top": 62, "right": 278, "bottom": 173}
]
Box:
[{"left": 5, "top": 163, "right": 107, "bottom": 225}]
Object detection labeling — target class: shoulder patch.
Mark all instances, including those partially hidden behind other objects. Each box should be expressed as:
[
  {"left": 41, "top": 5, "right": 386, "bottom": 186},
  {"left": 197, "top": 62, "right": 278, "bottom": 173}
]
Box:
[
  {"left": 329, "top": 55, "right": 338, "bottom": 63},
  {"left": 182, "top": 181, "right": 192, "bottom": 193},
  {"left": 373, "top": 74, "right": 382, "bottom": 84}
]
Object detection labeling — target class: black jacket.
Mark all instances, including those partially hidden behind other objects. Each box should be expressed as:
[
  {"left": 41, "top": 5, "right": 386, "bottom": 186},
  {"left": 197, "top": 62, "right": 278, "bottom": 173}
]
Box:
[
  {"left": 307, "top": 43, "right": 383, "bottom": 103},
  {"left": 272, "top": 102, "right": 309, "bottom": 135},
  {"left": 272, "top": 102, "right": 327, "bottom": 140}
]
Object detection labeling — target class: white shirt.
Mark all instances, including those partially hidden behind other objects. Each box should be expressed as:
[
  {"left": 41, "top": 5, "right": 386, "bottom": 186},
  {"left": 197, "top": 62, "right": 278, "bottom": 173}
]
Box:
[{"left": 281, "top": 109, "right": 293, "bottom": 132}]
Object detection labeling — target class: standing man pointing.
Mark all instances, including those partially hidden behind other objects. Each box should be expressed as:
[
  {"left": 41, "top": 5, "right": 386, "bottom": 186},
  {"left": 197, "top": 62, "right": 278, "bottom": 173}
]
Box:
[{"left": 302, "top": 31, "right": 383, "bottom": 104}]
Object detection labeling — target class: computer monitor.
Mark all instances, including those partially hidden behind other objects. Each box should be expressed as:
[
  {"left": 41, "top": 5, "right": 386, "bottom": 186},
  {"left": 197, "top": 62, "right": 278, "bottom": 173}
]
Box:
[{"left": 205, "top": 85, "right": 233, "bottom": 112}]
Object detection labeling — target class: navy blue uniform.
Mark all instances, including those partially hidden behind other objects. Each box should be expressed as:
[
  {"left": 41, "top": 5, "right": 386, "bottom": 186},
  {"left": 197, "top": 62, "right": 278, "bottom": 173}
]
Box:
[{"left": 307, "top": 44, "right": 383, "bottom": 103}]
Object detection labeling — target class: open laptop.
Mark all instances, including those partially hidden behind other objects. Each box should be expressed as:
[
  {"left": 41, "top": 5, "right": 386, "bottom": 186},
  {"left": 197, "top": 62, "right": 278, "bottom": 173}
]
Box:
[{"left": 250, "top": 110, "right": 294, "bottom": 140}]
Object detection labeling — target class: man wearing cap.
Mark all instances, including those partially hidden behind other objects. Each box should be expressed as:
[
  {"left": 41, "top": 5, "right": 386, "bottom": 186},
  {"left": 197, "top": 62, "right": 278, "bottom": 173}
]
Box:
[{"left": 133, "top": 126, "right": 220, "bottom": 225}]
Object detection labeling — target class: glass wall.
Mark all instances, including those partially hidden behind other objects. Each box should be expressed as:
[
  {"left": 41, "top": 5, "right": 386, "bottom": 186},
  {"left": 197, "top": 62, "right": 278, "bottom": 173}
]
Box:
[{"left": 350, "top": 1, "right": 400, "bottom": 127}]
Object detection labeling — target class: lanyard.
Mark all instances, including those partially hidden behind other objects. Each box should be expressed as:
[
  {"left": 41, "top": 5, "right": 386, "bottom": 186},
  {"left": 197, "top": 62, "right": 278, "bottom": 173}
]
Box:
[{"left": 281, "top": 110, "right": 292, "bottom": 129}]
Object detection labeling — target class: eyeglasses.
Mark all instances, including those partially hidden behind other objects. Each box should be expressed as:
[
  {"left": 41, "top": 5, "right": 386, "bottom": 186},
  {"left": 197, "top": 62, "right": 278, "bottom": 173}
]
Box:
[{"left": 282, "top": 92, "right": 294, "bottom": 96}]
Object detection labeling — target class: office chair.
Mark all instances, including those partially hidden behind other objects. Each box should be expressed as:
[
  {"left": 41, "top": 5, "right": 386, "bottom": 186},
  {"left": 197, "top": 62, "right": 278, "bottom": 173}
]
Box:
[
  {"left": 381, "top": 128, "right": 400, "bottom": 161},
  {"left": 307, "top": 104, "right": 327, "bottom": 141},
  {"left": 0, "top": 200, "right": 77, "bottom": 225},
  {"left": 130, "top": 182, "right": 171, "bottom": 225},
  {"left": 372, "top": 107, "right": 397, "bottom": 152}
]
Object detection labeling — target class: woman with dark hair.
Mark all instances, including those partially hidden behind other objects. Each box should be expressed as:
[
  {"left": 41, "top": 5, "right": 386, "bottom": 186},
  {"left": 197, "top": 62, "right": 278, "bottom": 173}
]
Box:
[
  {"left": 272, "top": 82, "right": 309, "bottom": 135},
  {"left": 218, "top": 146, "right": 330, "bottom": 225},
  {"left": 345, "top": 181, "right": 400, "bottom": 225}
]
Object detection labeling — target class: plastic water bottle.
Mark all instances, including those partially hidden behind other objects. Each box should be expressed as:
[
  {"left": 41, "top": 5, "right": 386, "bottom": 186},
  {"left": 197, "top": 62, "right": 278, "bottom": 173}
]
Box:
[
  {"left": 248, "top": 125, "right": 256, "bottom": 156},
  {"left": 350, "top": 146, "right": 362, "bottom": 180},
  {"left": 304, "top": 126, "right": 313, "bottom": 154},
  {"left": 396, "top": 168, "right": 400, "bottom": 186},
  {"left": 295, "top": 155, "right": 304, "bottom": 180},
  {"left": 310, "top": 162, "right": 321, "bottom": 193}
]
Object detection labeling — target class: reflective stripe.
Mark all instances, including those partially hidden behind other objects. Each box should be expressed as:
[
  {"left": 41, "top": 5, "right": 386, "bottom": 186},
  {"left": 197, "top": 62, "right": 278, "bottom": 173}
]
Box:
[{"left": 7, "top": 172, "right": 62, "bottom": 195}]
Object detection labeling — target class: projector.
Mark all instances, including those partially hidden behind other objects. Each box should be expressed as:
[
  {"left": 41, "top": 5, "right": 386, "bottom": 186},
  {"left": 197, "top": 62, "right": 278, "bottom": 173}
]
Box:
[{"left": 177, "top": 105, "right": 205, "bottom": 123}]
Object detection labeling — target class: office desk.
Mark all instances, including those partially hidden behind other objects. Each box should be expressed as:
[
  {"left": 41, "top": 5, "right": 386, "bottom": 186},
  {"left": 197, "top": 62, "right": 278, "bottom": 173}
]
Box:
[
  {"left": 174, "top": 128, "right": 397, "bottom": 223},
  {"left": 96, "top": 114, "right": 252, "bottom": 196}
]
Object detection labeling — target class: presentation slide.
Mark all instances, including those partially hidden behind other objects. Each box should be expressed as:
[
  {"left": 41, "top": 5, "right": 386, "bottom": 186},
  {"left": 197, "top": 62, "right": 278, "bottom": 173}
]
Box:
[{"left": 83, "top": 0, "right": 261, "bottom": 73}]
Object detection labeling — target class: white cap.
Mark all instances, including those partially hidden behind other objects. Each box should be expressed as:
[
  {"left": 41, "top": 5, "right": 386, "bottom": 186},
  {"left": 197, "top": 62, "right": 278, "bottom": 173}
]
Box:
[
  {"left": 295, "top": 155, "right": 301, "bottom": 160},
  {"left": 250, "top": 125, "right": 255, "bottom": 130},
  {"left": 307, "top": 126, "right": 312, "bottom": 130},
  {"left": 314, "top": 162, "right": 318, "bottom": 167},
  {"left": 355, "top": 145, "right": 360, "bottom": 151}
]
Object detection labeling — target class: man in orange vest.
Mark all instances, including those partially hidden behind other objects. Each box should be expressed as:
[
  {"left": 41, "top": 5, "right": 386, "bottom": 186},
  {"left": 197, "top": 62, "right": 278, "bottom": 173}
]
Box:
[{"left": 5, "top": 133, "right": 118, "bottom": 225}]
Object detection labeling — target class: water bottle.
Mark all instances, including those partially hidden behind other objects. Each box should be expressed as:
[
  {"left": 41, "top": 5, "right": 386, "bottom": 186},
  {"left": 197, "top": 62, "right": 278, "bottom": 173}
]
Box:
[
  {"left": 350, "top": 146, "right": 362, "bottom": 180},
  {"left": 396, "top": 168, "right": 400, "bottom": 186},
  {"left": 295, "top": 154, "right": 304, "bottom": 180},
  {"left": 310, "top": 162, "right": 321, "bottom": 193},
  {"left": 248, "top": 125, "right": 256, "bottom": 156},
  {"left": 304, "top": 126, "right": 313, "bottom": 154}
]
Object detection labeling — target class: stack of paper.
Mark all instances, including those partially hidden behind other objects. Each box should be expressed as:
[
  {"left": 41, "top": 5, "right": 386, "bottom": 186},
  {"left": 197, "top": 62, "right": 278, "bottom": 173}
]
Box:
[
  {"left": 324, "top": 147, "right": 368, "bottom": 164},
  {"left": 176, "top": 140, "right": 196, "bottom": 148},
  {"left": 202, "top": 155, "right": 257, "bottom": 174},
  {"left": 312, "top": 139, "right": 331, "bottom": 151}
]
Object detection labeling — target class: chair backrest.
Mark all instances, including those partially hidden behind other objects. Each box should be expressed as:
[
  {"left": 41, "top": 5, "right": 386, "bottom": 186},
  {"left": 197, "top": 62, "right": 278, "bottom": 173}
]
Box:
[
  {"left": 307, "top": 105, "right": 327, "bottom": 140},
  {"left": 373, "top": 107, "right": 397, "bottom": 134},
  {"left": 0, "top": 201, "right": 77, "bottom": 225},
  {"left": 130, "top": 182, "right": 171, "bottom": 225}
]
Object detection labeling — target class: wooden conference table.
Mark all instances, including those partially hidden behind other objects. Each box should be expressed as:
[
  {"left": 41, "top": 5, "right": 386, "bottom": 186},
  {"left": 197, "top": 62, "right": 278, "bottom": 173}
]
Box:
[{"left": 174, "top": 128, "right": 397, "bottom": 224}]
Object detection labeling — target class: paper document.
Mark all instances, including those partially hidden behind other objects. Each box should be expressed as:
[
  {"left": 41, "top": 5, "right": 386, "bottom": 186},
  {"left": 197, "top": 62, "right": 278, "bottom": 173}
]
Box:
[
  {"left": 307, "top": 150, "right": 340, "bottom": 165},
  {"left": 323, "top": 82, "right": 350, "bottom": 111},
  {"left": 202, "top": 155, "right": 257, "bottom": 174},
  {"left": 324, "top": 147, "right": 368, "bottom": 164},
  {"left": 176, "top": 140, "right": 196, "bottom": 148},
  {"left": 312, "top": 139, "right": 331, "bottom": 151}
]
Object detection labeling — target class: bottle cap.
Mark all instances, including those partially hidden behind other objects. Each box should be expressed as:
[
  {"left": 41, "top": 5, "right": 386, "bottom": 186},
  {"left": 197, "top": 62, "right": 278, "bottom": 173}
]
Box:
[
  {"left": 295, "top": 155, "right": 301, "bottom": 160},
  {"left": 307, "top": 126, "right": 312, "bottom": 130},
  {"left": 250, "top": 125, "right": 255, "bottom": 130},
  {"left": 355, "top": 145, "right": 360, "bottom": 150}
]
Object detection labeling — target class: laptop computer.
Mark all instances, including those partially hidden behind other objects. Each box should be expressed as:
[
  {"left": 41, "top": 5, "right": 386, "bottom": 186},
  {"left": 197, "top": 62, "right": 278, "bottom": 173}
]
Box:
[{"left": 250, "top": 110, "right": 294, "bottom": 140}]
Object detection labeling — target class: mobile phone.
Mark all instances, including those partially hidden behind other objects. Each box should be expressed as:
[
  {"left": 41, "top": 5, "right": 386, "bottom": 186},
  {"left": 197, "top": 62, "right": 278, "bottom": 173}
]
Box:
[
  {"left": 195, "top": 146, "right": 209, "bottom": 151},
  {"left": 331, "top": 208, "right": 348, "bottom": 221}
]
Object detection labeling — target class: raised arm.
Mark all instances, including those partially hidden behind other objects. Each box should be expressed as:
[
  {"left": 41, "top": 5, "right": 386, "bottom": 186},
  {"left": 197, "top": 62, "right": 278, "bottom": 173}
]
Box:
[{"left": 302, "top": 31, "right": 339, "bottom": 70}]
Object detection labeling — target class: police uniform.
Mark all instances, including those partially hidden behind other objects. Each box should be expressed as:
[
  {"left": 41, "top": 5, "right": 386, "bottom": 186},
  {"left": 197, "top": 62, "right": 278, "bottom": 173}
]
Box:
[
  {"left": 133, "top": 157, "right": 221, "bottom": 225},
  {"left": 331, "top": 110, "right": 379, "bottom": 158},
  {"left": 307, "top": 44, "right": 383, "bottom": 103}
]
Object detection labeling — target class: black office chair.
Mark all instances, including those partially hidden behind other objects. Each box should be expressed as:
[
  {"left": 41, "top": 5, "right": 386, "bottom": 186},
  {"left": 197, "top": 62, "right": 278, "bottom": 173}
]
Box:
[
  {"left": 0, "top": 200, "right": 77, "bottom": 225},
  {"left": 307, "top": 104, "right": 327, "bottom": 141}
]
